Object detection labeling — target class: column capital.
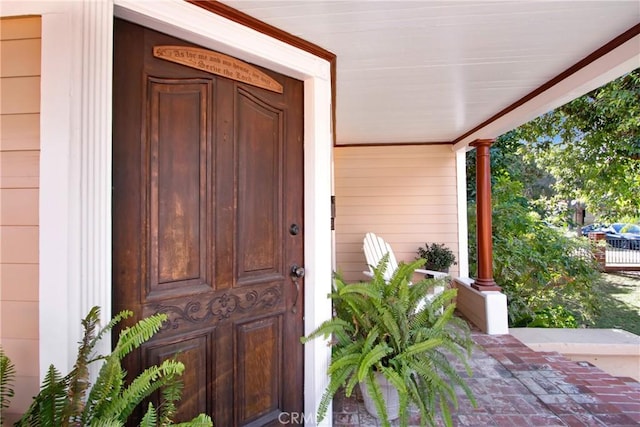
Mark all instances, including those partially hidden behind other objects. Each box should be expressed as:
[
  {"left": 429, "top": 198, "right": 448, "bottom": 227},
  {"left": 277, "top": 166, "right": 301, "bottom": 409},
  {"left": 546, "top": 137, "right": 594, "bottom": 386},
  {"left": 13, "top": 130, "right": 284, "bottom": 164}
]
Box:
[{"left": 470, "top": 138, "right": 495, "bottom": 148}]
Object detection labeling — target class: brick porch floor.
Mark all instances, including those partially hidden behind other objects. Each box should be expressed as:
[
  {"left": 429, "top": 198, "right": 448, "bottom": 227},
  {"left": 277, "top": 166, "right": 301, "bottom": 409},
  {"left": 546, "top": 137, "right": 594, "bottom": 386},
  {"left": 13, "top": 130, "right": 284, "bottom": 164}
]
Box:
[{"left": 332, "top": 330, "right": 640, "bottom": 426}]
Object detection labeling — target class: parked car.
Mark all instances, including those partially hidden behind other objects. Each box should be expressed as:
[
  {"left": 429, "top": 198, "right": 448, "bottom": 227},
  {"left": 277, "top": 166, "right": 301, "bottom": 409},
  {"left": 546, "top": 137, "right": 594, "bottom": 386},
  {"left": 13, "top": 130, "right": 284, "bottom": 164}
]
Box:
[
  {"left": 581, "top": 223, "right": 640, "bottom": 250},
  {"left": 581, "top": 223, "right": 605, "bottom": 236},
  {"left": 611, "top": 223, "right": 640, "bottom": 250},
  {"left": 609, "top": 223, "right": 640, "bottom": 234},
  {"left": 603, "top": 223, "right": 640, "bottom": 250}
]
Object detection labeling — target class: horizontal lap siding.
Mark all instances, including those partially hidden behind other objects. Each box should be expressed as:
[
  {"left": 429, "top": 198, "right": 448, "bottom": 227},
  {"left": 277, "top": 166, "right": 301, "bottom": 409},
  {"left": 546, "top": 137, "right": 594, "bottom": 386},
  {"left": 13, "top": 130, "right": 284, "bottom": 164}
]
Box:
[
  {"left": 334, "top": 145, "right": 459, "bottom": 282},
  {"left": 0, "top": 15, "right": 41, "bottom": 423}
]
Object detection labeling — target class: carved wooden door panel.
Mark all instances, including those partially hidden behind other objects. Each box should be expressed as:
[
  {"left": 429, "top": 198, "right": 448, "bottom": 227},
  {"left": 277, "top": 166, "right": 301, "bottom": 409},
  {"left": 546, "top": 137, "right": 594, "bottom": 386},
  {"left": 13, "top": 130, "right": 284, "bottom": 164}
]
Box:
[{"left": 112, "top": 19, "right": 304, "bottom": 426}]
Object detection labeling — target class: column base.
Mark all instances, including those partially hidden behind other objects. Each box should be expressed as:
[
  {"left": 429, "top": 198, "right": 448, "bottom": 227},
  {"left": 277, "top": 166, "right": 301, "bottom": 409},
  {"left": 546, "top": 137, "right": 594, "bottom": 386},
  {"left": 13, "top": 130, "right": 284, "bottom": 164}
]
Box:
[{"left": 471, "top": 278, "right": 502, "bottom": 292}]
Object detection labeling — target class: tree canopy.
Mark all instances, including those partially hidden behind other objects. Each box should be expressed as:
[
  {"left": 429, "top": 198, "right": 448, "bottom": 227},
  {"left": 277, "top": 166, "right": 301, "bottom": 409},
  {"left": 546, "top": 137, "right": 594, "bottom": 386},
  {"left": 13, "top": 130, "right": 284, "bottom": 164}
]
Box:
[{"left": 469, "top": 68, "right": 640, "bottom": 223}]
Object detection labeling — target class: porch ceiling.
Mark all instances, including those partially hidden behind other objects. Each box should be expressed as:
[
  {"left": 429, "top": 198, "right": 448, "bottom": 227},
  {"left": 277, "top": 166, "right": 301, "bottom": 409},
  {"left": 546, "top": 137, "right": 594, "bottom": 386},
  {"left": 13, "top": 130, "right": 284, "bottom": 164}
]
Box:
[{"left": 220, "top": 0, "right": 640, "bottom": 147}]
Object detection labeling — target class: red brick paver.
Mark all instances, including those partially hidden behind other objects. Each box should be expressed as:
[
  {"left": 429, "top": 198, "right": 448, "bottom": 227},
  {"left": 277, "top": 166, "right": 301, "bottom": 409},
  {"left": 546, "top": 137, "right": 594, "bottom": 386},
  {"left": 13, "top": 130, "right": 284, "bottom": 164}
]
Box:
[{"left": 333, "top": 331, "right": 639, "bottom": 426}]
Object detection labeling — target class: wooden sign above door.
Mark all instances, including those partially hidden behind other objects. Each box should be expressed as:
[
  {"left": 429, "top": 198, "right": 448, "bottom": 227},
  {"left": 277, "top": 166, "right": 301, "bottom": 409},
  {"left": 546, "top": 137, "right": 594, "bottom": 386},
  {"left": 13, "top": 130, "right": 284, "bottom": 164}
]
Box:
[{"left": 153, "top": 45, "right": 284, "bottom": 93}]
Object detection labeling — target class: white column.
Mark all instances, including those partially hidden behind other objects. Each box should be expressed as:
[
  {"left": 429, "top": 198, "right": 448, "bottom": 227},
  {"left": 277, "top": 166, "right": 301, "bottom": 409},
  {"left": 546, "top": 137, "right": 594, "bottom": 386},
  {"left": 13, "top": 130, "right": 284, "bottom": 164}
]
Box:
[
  {"left": 73, "top": 0, "right": 114, "bottom": 363},
  {"left": 76, "top": 0, "right": 114, "bottom": 326},
  {"left": 40, "top": 0, "right": 114, "bottom": 374}
]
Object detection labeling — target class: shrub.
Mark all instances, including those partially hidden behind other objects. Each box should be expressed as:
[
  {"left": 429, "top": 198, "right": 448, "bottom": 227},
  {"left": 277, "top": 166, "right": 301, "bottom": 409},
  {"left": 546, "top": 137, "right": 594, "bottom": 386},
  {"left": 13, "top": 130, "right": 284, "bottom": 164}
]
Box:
[
  {"left": 468, "top": 176, "right": 602, "bottom": 327},
  {"left": 513, "top": 306, "right": 579, "bottom": 328}
]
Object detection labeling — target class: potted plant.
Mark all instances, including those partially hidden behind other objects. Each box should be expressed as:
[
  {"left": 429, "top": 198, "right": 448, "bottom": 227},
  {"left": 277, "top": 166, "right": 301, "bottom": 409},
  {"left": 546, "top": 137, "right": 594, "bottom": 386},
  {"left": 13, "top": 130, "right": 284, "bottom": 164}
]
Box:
[
  {"left": 416, "top": 242, "right": 457, "bottom": 273},
  {"left": 301, "top": 255, "right": 475, "bottom": 427}
]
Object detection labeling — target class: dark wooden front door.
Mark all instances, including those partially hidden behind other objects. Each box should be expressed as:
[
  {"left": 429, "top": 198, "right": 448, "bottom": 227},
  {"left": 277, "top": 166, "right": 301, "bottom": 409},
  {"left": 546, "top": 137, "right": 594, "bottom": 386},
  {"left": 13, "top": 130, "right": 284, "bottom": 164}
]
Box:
[{"left": 112, "top": 19, "right": 304, "bottom": 426}]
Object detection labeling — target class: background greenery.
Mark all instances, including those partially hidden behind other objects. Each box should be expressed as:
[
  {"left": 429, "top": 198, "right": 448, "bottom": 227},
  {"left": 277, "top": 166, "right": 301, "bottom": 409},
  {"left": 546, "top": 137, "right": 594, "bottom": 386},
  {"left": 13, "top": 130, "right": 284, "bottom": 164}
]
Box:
[
  {"left": 466, "top": 69, "right": 639, "bottom": 329},
  {"left": 467, "top": 68, "right": 639, "bottom": 225},
  {"left": 468, "top": 177, "right": 602, "bottom": 327}
]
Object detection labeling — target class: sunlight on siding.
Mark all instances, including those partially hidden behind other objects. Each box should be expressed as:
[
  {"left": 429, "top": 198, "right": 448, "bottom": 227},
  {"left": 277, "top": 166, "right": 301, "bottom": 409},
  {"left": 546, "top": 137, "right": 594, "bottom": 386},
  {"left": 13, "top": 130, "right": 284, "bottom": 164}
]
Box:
[
  {"left": 0, "top": 15, "right": 41, "bottom": 423},
  {"left": 334, "top": 145, "right": 459, "bottom": 282}
]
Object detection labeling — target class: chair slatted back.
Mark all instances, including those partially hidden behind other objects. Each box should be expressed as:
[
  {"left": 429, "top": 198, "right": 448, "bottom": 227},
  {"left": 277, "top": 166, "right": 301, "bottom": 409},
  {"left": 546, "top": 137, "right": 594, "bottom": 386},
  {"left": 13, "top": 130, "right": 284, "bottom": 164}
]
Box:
[{"left": 363, "top": 232, "right": 399, "bottom": 281}]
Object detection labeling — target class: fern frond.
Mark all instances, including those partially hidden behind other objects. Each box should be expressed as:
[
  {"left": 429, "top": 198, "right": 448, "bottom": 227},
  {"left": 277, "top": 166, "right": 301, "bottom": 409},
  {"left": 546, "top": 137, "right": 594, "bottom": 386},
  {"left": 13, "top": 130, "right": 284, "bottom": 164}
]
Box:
[
  {"left": 139, "top": 402, "right": 157, "bottom": 427},
  {"left": 327, "top": 353, "right": 360, "bottom": 375},
  {"left": 379, "top": 366, "right": 409, "bottom": 426},
  {"left": 439, "top": 394, "right": 454, "bottom": 427},
  {"left": 401, "top": 337, "right": 444, "bottom": 359},
  {"left": 300, "top": 318, "right": 353, "bottom": 344},
  {"left": 430, "top": 304, "right": 456, "bottom": 332},
  {"left": 157, "top": 374, "right": 183, "bottom": 426},
  {"left": 91, "top": 309, "right": 134, "bottom": 359},
  {"left": 379, "top": 309, "right": 402, "bottom": 350},
  {"left": 90, "top": 416, "right": 124, "bottom": 427},
  {"left": 370, "top": 253, "right": 391, "bottom": 284},
  {"left": 338, "top": 283, "right": 382, "bottom": 300},
  {"left": 172, "top": 413, "right": 213, "bottom": 427},
  {"left": 112, "top": 314, "right": 168, "bottom": 360},
  {"left": 0, "top": 347, "right": 16, "bottom": 416},
  {"left": 83, "top": 356, "right": 125, "bottom": 423},
  {"left": 16, "top": 365, "right": 67, "bottom": 427},
  {"left": 102, "top": 359, "right": 184, "bottom": 421},
  {"left": 356, "top": 344, "right": 391, "bottom": 382},
  {"left": 315, "top": 366, "right": 352, "bottom": 422},
  {"left": 362, "top": 372, "right": 390, "bottom": 427}
]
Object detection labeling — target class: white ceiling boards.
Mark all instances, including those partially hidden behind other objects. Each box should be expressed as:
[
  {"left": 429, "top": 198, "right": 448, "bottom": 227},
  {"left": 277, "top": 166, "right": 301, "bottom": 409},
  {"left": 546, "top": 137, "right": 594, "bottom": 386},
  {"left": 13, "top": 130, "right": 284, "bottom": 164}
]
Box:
[{"left": 222, "top": 1, "right": 640, "bottom": 146}]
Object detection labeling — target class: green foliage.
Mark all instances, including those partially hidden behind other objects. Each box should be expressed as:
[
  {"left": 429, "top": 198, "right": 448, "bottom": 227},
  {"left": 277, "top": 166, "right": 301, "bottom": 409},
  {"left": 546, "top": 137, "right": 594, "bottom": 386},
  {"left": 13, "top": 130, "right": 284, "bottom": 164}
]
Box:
[
  {"left": 468, "top": 176, "right": 602, "bottom": 327},
  {"left": 416, "top": 243, "right": 457, "bottom": 272},
  {"left": 302, "top": 255, "right": 475, "bottom": 427},
  {"left": 13, "top": 306, "right": 213, "bottom": 427},
  {"left": 466, "top": 133, "right": 554, "bottom": 207},
  {"left": 467, "top": 69, "right": 640, "bottom": 223},
  {"left": 0, "top": 347, "right": 16, "bottom": 425},
  {"left": 513, "top": 306, "right": 579, "bottom": 328}
]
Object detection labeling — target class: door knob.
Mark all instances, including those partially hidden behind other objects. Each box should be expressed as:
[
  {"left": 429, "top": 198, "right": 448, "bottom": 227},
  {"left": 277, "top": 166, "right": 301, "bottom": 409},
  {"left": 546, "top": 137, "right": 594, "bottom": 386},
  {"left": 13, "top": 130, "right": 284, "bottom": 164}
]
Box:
[
  {"left": 291, "top": 264, "right": 305, "bottom": 278},
  {"left": 290, "top": 264, "right": 304, "bottom": 314}
]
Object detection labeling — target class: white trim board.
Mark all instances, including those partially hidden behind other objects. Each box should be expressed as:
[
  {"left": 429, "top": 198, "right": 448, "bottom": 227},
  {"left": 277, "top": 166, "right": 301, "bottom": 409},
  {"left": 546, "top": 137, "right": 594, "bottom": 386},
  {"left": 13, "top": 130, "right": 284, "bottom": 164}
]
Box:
[{"left": 2, "top": 1, "right": 333, "bottom": 425}]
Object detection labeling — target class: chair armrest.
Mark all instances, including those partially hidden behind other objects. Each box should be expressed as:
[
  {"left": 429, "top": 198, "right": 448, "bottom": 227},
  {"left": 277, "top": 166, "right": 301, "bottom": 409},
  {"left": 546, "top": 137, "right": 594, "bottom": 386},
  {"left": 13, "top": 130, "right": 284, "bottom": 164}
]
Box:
[{"left": 415, "top": 268, "right": 448, "bottom": 279}]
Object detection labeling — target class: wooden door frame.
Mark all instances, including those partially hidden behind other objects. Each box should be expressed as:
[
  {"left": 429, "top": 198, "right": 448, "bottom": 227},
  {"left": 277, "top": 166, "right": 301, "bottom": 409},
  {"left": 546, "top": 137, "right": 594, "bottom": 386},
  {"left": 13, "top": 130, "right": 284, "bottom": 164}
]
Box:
[{"left": 1, "top": 1, "right": 333, "bottom": 424}]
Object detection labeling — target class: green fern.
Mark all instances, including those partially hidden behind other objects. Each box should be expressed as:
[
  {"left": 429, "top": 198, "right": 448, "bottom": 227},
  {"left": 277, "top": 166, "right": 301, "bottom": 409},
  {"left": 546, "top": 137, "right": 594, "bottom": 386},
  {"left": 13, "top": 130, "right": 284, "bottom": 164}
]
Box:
[
  {"left": 156, "top": 374, "right": 183, "bottom": 426},
  {"left": 0, "top": 347, "right": 16, "bottom": 426},
  {"left": 83, "top": 356, "right": 125, "bottom": 424},
  {"left": 111, "top": 314, "right": 166, "bottom": 360},
  {"left": 101, "top": 360, "right": 185, "bottom": 422},
  {"left": 15, "top": 306, "right": 213, "bottom": 427},
  {"left": 302, "top": 254, "right": 476, "bottom": 427},
  {"left": 17, "top": 364, "right": 68, "bottom": 427},
  {"left": 140, "top": 403, "right": 158, "bottom": 427},
  {"left": 173, "top": 414, "right": 213, "bottom": 427},
  {"left": 90, "top": 418, "right": 124, "bottom": 427}
]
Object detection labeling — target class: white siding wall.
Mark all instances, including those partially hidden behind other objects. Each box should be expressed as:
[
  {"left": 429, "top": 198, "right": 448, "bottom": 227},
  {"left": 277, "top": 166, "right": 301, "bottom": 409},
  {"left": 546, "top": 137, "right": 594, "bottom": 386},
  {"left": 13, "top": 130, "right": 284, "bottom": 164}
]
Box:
[{"left": 334, "top": 144, "right": 460, "bottom": 282}]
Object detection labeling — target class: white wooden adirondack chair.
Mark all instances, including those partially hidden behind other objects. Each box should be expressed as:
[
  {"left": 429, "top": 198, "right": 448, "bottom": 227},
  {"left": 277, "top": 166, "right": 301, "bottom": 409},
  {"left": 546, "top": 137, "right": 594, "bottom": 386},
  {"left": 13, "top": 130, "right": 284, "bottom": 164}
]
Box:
[
  {"left": 362, "top": 232, "right": 446, "bottom": 308},
  {"left": 362, "top": 232, "right": 448, "bottom": 280}
]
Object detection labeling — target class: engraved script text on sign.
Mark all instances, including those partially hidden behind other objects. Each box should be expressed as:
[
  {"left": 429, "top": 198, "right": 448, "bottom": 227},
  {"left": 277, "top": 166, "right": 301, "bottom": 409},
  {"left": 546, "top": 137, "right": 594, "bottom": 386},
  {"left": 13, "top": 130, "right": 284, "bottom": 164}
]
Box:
[{"left": 153, "top": 45, "right": 284, "bottom": 93}]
